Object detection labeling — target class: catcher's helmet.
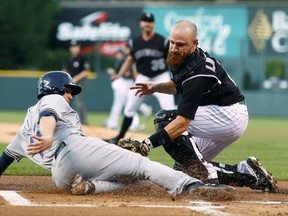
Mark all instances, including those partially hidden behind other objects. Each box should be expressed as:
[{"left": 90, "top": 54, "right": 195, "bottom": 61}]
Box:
[
  {"left": 37, "top": 71, "right": 82, "bottom": 99},
  {"left": 153, "top": 109, "right": 177, "bottom": 132}
]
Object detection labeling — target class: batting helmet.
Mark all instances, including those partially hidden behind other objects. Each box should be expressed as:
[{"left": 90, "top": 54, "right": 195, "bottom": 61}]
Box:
[{"left": 37, "top": 71, "right": 82, "bottom": 99}]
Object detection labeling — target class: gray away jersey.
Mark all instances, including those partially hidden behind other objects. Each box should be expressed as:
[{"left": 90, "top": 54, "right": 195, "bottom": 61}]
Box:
[{"left": 5, "top": 94, "right": 83, "bottom": 170}]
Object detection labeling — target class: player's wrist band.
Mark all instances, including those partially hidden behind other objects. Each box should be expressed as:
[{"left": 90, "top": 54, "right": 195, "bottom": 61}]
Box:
[{"left": 146, "top": 129, "right": 170, "bottom": 148}]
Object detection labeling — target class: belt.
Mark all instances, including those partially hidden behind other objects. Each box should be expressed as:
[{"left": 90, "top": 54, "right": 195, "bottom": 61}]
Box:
[
  {"left": 238, "top": 100, "right": 246, "bottom": 105},
  {"left": 54, "top": 142, "right": 66, "bottom": 159}
]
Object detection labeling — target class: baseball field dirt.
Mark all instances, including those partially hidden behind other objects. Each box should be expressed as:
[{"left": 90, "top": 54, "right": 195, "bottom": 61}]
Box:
[{"left": 0, "top": 123, "right": 288, "bottom": 215}]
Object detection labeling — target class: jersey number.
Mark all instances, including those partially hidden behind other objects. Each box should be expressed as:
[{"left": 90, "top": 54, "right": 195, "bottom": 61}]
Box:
[
  {"left": 205, "top": 58, "right": 216, "bottom": 73},
  {"left": 151, "top": 59, "right": 166, "bottom": 71}
]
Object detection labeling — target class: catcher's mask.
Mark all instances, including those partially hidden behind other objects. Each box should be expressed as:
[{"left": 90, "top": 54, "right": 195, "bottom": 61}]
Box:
[
  {"left": 37, "top": 71, "right": 82, "bottom": 99},
  {"left": 153, "top": 109, "right": 177, "bottom": 132}
]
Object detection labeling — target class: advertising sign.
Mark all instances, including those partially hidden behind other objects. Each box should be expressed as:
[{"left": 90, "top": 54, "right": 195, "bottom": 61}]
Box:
[
  {"left": 51, "top": 7, "right": 142, "bottom": 57},
  {"left": 249, "top": 7, "right": 288, "bottom": 55},
  {"left": 145, "top": 6, "right": 247, "bottom": 58}
]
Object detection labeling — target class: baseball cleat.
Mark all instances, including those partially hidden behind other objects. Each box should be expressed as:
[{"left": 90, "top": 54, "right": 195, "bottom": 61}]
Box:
[
  {"left": 70, "top": 174, "right": 95, "bottom": 195},
  {"left": 188, "top": 182, "right": 235, "bottom": 201},
  {"left": 246, "top": 156, "right": 279, "bottom": 193}
]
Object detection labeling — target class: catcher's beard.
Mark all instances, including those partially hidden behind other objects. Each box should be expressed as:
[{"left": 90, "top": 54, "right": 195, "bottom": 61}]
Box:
[{"left": 166, "top": 51, "right": 190, "bottom": 67}]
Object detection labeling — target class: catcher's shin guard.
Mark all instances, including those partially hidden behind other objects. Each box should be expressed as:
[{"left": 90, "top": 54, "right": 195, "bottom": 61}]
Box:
[
  {"left": 164, "top": 133, "right": 209, "bottom": 182},
  {"left": 153, "top": 109, "right": 210, "bottom": 182}
]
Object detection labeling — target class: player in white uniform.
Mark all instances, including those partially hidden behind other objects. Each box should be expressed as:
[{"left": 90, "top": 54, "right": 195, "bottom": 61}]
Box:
[
  {"left": 105, "top": 47, "right": 152, "bottom": 131},
  {"left": 0, "top": 71, "right": 233, "bottom": 196},
  {"left": 128, "top": 21, "right": 278, "bottom": 192},
  {"left": 105, "top": 12, "right": 176, "bottom": 144}
]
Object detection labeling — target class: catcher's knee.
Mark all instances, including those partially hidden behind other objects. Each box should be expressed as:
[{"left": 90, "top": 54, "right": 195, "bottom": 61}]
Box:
[{"left": 153, "top": 109, "right": 177, "bottom": 132}]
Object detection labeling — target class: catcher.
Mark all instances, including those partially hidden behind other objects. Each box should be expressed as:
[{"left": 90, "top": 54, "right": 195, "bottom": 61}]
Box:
[
  {"left": 118, "top": 109, "right": 278, "bottom": 192},
  {"left": 117, "top": 20, "right": 278, "bottom": 193}
]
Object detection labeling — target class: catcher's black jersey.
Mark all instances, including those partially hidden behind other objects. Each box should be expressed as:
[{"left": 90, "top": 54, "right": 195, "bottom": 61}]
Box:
[
  {"left": 129, "top": 33, "right": 168, "bottom": 78},
  {"left": 171, "top": 48, "right": 245, "bottom": 120},
  {"left": 63, "top": 55, "right": 90, "bottom": 78}
]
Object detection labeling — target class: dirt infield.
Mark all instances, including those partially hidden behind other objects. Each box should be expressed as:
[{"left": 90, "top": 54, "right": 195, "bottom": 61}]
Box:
[
  {"left": 1, "top": 123, "right": 288, "bottom": 215},
  {"left": 0, "top": 176, "right": 288, "bottom": 216}
]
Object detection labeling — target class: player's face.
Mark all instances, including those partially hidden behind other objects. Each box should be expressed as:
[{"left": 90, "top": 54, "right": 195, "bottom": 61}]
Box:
[
  {"left": 63, "top": 87, "right": 73, "bottom": 104},
  {"left": 70, "top": 45, "right": 81, "bottom": 56},
  {"left": 140, "top": 21, "right": 154, "bottom": 34},
  {"left": 166, "top": 31, "right": 197, "bottom": 67}
]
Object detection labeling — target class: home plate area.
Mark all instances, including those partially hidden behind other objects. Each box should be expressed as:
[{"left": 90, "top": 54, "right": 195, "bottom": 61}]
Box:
[{"left": 1, "top": 176, "right": 288, "bottom": 216}]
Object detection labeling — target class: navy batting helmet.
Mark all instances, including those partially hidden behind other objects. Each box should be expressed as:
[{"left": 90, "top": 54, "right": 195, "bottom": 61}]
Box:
[{"left": 37, "top": 71, "right": 82, "bottom": 99}]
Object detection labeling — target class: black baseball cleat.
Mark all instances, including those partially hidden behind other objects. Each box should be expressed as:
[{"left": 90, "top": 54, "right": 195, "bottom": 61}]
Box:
[{"left": 246, "top": 156, "right": 279, "bottom": 193}]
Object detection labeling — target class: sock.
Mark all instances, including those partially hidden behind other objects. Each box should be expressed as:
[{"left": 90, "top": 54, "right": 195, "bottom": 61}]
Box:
[{"left": 117, "top": 116, "right": 133, "bottom": 140}]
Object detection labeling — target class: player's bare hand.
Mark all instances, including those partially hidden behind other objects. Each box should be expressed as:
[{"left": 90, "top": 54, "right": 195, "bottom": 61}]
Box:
[
  {"left": 130, "top": 83, "right": 155, "bottom": 97},
  {"left": 27, "top": 135, "right": 53, "bottom": 156}
]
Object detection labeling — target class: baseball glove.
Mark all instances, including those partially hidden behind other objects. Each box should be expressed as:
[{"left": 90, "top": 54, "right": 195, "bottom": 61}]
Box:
[{"left": 117, "top": 138, "right": 149, "bottom": 156}]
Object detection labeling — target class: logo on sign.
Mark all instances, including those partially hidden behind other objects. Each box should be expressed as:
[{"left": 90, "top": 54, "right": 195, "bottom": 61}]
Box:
[
  {"left": 249, "top": 9, "right": 288, "bottom": 54},
  {"left": 56, "top": 11, "right": 131, "bottom": 42}
]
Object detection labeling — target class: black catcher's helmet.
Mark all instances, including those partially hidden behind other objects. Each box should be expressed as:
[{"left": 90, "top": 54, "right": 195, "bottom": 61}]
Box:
[
  {"left": 153, "top": 109, "right": 177, "bottom": 132},
  {"left": 37, "top": 71, "right": 82, "bottom": 99}
]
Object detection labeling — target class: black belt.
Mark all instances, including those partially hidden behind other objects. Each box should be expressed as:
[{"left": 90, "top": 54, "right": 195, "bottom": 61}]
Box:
[
  {"left": 239, "top": 100, "right": 246, "bottom": 105},
  {"left": 54, "top": 142, "right": 66, "bottom": 159}
]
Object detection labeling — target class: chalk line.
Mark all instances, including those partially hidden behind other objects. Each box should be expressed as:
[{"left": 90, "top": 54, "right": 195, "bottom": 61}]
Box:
[{"left": 0, "top": 190, "right": 230, "bottom": 216}]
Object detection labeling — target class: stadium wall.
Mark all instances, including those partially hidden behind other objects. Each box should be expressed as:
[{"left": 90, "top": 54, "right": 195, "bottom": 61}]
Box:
[{"left": 1, "top": 2, "right": 288, "bottom": 116}]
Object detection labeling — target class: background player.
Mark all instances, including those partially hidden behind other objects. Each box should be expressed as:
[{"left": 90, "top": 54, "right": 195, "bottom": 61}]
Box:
[
  {"left": 105, "top": 12, "right": 176, "bottom": 144},
  {"left": 0, "top": 71, "right": 233, "bottom": 197},
  {"left": 128, "top": 20, "right": 277, "bottom": 192},
  {"left": 104, "top": 47, "right": 153, "bottom": 131},
  {"left": 62, "top": 40, "right": 90, "bottom": 125}
]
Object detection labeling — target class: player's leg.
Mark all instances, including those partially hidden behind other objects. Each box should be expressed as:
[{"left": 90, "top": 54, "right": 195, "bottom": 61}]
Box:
[
  {"left": 71, "top": 174, "right": 129, "bottom": 195},
  {"left": 105, "top": 74, "right": 149, "bottom": 144},
  {"left": 66, "top": 137, "right": 234, "bottom": 196},
  {"left": 105, "top": 78, "right": 128, "bottom": 129},
  {"left": 153, "top": 109, "right": 218, "bottom": 183},
  {"left": 210, "top": 157, "right": 278, "bottom": 192},
  {"left": 130, "top": 113, "right": 146, "bottom": 131},
  {"left": 189, "top": 103, "right": 248, "bottom": 161},
  {"left": 139, "top": 102, "right": 153, "bottom": 119},
  {"left": 187, "top": 104, "right": 277, "bottom": 192}
]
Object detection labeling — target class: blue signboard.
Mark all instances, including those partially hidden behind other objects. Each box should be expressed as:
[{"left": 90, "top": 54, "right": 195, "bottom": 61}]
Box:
[{"left": 144, "top": 6, "right": 247, "bottom": 58}]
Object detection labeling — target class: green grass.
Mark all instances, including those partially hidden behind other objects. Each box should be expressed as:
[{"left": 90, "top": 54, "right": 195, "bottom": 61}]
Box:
[{"left": 1, "top": 110, "right": 288, "bottom": 180}]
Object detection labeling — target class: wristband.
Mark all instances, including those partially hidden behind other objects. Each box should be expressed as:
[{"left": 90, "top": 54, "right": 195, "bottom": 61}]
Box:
[
  {"left": 146, "top": 129, "right": 170, "bottom": 148},
  {"left": 143, "top": 138, "right": 153, "bottom": 150}
]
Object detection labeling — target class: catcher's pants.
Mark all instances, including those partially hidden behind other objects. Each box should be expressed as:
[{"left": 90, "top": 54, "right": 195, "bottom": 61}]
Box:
[
  {"left": 189, "top": 102, "right": 249, "bottom": 161},
  {"left": 51, "top": 135, "right": 201, "bottom": 196}
]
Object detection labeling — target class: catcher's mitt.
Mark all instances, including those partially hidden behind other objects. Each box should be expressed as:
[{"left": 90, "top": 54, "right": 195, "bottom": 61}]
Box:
[{"left": 117, "top": 138, "right": 149, "bottom": 156}]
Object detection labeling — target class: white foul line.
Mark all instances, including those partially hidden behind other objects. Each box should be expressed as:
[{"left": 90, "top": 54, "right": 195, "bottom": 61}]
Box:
[
  {"left": 0, "top": 190, "right": 231, "bottom": 216},
  {"left": 0, "top": 191, "right": 34, "bottom": 206},
  {"left": 2, "top": 190, "right": 288, "bottom": 215}
]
